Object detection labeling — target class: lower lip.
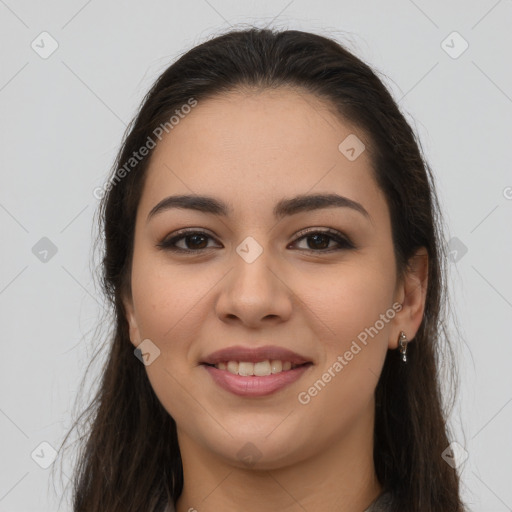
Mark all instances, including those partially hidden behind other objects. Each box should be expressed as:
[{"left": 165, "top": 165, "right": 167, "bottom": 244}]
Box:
[{"left": 202, "top": 364, "right": 312, "bottom": 397}]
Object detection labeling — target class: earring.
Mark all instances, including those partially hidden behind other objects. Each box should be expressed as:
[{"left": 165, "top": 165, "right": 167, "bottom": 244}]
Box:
[{"left": 398, "top": 331, "right": 408, "bottom": 363}]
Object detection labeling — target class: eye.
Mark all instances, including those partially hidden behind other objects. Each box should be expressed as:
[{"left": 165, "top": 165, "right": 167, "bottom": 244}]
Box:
[
  {"left": 157, "top": 228, "right": 355, "bottom": 254},
  {"left": 157, "top": 230, "right": 221, "bottom": 253},
  {"left": 290, "top": 228, "right": 355, "bottom": 253}
]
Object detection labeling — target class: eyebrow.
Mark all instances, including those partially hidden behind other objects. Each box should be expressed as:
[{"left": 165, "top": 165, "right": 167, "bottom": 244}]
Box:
[{"left": 147, "top": 193, "right": 370, "bottom": 222}]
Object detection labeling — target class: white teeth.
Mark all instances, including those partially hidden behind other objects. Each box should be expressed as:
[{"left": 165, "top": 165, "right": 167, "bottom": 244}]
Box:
[
  {"left": 254, "top": 361, "right": 271, "bottom": 376},
  {"left": 214, "top": 359, "right": 300, "bottom": 375},
  {"left": 238, "top": 362, "right": 253, "bottom": 376},
  {"left": 270, "top": 360, "right": 282, "bottom": 373},
  {"left": 227, "top": 361, "right": 239, "bottom": 374}
]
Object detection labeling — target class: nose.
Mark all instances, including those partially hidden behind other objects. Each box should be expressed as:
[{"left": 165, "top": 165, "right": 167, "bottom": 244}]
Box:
[{"left": 214, "top": 244, "right": 293, "bottom": 328}]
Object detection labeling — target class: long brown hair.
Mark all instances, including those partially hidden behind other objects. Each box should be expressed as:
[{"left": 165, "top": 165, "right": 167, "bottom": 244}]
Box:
[{"left": 56, "top": 27, "right": 466, "bottom": 511}]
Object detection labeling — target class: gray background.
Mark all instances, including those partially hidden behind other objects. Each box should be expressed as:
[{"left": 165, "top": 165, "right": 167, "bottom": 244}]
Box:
[{"left": 1, "top": 1, "right": 511, "bottom": 510}]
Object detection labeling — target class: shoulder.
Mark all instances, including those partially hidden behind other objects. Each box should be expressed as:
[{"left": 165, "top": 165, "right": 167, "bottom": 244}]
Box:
[
  {"left": 364, "top": 490, "right": 393, "bottom": 512},
  {"left": 166, "top": 491, "right": 393, "bottom": 512}
]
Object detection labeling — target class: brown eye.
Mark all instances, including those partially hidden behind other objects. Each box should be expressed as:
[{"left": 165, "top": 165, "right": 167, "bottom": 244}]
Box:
[
  {"left": 157, "top": 230, "right": 221, "bottom": 252},
  {"left": 291, "top": 229, "right": 355, "bottom": 253},
  {"left": 182, "top": 234, "right": 209, "bottom": 250},
  {"left": 157, "top": 228, "right": 355, "bottom": 254},
  {"left": 306, "top": 233, "right": 331, "bottom": 250}
]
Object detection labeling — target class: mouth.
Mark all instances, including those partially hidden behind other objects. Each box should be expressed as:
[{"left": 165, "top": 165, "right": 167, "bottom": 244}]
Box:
[
  {"left": 200, "top": 345, "right": 314, "bottom": 397},
  {"left": 201, "top": 360, "right": 312, "bottom": 376}
]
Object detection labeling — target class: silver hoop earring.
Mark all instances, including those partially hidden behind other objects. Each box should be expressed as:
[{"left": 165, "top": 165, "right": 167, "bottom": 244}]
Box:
[{"left": 398, "top": 331, "right": 408, "bottom": 363}]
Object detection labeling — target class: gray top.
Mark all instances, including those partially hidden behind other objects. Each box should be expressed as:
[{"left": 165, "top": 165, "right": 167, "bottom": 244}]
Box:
[
  {"left": 365, "top": 491, "right": 393, "bottom": 511},
  {"left": 165, "top": 491, "right": 392, "bottom": 511}
]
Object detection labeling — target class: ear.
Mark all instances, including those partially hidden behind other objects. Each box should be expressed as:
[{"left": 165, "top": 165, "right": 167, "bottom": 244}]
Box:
[
  {"left": 389, "top": 247, "right": 429, "bottom": 349},
  {"left": 122, "top": 291, "right": 141, "bottom": 348}
]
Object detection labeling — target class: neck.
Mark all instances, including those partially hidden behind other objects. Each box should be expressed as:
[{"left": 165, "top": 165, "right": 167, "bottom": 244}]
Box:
[{"left": 174, "top": 398, "right": 382, "bottom": 512}]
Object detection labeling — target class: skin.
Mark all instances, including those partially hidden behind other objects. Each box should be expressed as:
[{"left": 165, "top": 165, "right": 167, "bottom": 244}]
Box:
[{"left": 123, "top": 87, "right": 428, "bottom": 512}]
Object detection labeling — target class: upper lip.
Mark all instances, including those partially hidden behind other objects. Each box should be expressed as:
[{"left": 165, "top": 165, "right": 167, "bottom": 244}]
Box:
[{"left": 201, "top": 345, "right": 312, "bottom": 365}]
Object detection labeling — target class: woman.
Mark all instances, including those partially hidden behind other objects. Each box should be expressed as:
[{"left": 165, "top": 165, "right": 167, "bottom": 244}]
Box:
[{"left": 59, "top": 27, "right": 466, "bottom": 511}]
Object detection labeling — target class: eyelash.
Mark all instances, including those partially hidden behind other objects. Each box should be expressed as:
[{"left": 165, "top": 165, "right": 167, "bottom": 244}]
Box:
[{"left": 157, "top": 228, "right": 356, "bottom": 254}]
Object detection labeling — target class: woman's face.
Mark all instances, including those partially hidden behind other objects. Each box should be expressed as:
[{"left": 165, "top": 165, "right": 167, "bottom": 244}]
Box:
[{"left": 124, "top": 88, "right": 407, "bottom": 469}]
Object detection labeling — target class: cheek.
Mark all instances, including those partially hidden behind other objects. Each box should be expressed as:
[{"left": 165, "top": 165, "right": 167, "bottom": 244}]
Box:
[
  {"left": 292, "top": 266, "right": 395, "bottom": 432},
  {"left": 130, "top": 262, "right": 216, "bottom": 421},
  {"left": 130, "top": 254, "right": 210, "bottom": 344},
  {"left": 300, "top": 258, "right": 397, "bottom": 347}
]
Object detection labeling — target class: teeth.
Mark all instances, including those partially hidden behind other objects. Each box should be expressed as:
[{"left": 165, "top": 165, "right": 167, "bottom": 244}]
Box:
[
  {"left": 254, "top": 361, "right": 271, "bottom": 376},
  {"left": 227, "top": 361, "right": 238, "bottom": 374},
  {"left": 270, "top": 360, "right": 282, "bottom": 373},
  {"left": 238, "top": 362, "right": 253, "bottom": 376},
  {"left": 215, "top": 359, "right": 299, "bottom": 375}
]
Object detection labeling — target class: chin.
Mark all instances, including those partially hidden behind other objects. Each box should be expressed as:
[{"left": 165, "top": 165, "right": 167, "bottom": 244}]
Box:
[{"left": 200, "top": 427, "right": 314, "bottom": 470}]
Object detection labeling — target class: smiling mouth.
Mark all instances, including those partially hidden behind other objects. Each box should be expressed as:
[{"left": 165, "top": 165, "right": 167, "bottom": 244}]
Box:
[{"left": 202, "top": 360, "right": 312, "bottom": 376}]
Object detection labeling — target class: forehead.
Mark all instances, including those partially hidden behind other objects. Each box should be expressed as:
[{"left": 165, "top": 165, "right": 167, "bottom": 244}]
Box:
[{"left": 139, "top": 87, "right": 384, "bottom": 220}]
